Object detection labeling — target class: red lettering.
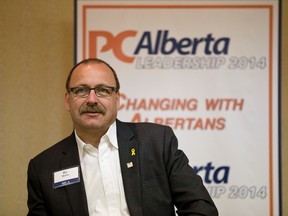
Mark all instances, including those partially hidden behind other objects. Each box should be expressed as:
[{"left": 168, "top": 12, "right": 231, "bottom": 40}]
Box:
[{"left": 89, "top": 30, "right": 137, "bottom": 63}]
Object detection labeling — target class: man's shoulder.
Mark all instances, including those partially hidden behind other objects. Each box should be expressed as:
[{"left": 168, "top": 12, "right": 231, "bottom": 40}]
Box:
[
  {"left": 117, "top": 120, "right": 174, "bottom": 137},
  {"left": 31, "top": 133, "right": 75, "bottom": 162},
  {"left": 118, "top": 120, "right": 167, "bottom": 130}
]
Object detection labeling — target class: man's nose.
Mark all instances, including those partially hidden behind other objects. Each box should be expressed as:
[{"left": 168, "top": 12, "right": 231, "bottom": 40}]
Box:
[{"left": 86, "top": 89, "right": 99, "bottom": 102}]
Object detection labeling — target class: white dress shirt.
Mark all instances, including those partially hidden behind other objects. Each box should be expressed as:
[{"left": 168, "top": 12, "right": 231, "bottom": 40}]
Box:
[{"left": 75, "top": 122, "right": 130, "bottom": 216}]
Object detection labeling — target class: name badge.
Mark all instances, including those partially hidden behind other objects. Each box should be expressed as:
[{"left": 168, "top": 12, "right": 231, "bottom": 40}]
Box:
[{"left": 53, "top": 166, "right": 80, "bottom": 189}]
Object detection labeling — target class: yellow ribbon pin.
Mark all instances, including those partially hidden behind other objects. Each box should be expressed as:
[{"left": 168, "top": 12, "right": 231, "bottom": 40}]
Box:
[{"left": 131, "top": 148, "right": 136, "bottom": 156}]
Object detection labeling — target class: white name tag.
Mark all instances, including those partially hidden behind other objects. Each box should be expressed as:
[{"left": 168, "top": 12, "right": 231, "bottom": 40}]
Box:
[{"left": 53, "top": 166, "right": 80, "bottom": 189}]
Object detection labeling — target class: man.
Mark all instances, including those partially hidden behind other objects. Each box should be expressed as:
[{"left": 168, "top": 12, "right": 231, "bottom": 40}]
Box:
[{"left": 27, "top": 58, "right": 218, "bottom": 216}]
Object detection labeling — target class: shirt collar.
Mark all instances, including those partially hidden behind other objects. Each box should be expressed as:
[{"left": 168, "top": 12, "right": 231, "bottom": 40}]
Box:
[{"left": 75, "top": 121, "right": 118, "bottom": 162}]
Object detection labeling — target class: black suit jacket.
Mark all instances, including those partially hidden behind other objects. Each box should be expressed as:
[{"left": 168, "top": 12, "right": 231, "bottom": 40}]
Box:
[{"left": 27, "top": 120, "right": 218, "bottom": 216}]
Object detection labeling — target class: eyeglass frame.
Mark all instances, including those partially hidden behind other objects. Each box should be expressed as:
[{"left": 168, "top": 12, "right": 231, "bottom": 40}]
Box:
[{"left": 67, "top": 85, "right": 119, "bottom": 98}]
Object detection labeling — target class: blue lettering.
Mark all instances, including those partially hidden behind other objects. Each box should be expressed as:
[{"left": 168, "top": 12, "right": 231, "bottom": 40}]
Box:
[
  {"left": 134, "top": 31, "right": 230, "bottom": 55},
  {"left": 213, "top": 165, "right": 229, "bottom": 184},
  {"left": 193, "top": 162, "right": 230, "bottom": 184},
  {"left": 213, "top": 37, "right": 230, "bottom": 54},
  {"left": 161, "top": 30, "right": 176, "bottom": 54},
  {"left": 134, "top": 31, "right": 154, "bottom": 54},
  {"left": 192, "top": 37, "right": 204, "bottom": 54},
  {"left": 178, "top": 38, "right": 192, "bottom": 55}
]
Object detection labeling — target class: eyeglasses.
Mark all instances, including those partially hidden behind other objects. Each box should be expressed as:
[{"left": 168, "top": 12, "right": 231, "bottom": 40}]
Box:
[{"left": 68, "top": 85, "right": 118, "bottom": 98}]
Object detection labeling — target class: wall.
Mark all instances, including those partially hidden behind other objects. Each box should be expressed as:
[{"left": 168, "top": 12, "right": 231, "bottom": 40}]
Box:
[
  {"left": 0, "top": 1, "right": 73, "bottom": 214},
  {"left": 0, "top": 0, "right": 286, "bottom": 215}
]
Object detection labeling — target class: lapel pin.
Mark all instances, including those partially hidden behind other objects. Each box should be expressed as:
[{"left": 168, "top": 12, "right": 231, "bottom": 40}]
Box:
[
  {"left": 131, "top": 148, "right": 136, "bottom": 156},
  {"left": 127, "top": 162, "right": 133, "bottom": 168}
]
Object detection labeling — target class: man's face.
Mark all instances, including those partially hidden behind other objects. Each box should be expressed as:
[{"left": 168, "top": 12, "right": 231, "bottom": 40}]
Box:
[{"left": 65, "top": 62, "right": 120, "bottom": 134}]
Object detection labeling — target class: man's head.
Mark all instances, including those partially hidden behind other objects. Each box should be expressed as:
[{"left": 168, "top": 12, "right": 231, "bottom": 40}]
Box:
[
  {"left": 65, "top": 58, "right": 120, "bottom": 92},
  {"left": 65, "top": 58, "right": 120, "bottom": 136}
]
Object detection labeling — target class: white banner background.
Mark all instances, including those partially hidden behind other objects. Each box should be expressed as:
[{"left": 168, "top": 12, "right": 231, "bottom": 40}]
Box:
[{"left": 76, "top": 1, "right": 280, "bottom": 215}]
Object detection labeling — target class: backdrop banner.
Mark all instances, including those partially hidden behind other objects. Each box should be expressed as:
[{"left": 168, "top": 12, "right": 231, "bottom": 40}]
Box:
[{"left": 75, "top": 1, "right": 281, "bottom": 215}]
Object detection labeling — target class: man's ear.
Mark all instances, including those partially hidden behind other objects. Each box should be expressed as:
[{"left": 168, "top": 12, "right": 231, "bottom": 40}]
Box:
[
  {"left": 64, "top": 92, "right": 71, "bottom": 111},
  {"left": 116, "top": 92, "right": 121, "bottom": 110}
]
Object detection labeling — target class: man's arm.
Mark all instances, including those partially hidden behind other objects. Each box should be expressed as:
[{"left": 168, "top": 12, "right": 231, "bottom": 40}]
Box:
[
  {"left": 27, "top": 159, "right": 48, "bottom": 216},
  {"left": 163, "top": 126, "right": 218, "bottom": 216}
]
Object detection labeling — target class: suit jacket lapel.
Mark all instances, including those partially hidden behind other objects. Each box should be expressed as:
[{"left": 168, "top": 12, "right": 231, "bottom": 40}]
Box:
[
  {"left": 59, "top": 133, "right": 89, "bottom": 216},
  {"left": 116, "top": 120, "right": 143, "bottom": 216}
]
